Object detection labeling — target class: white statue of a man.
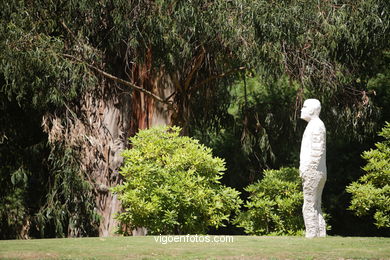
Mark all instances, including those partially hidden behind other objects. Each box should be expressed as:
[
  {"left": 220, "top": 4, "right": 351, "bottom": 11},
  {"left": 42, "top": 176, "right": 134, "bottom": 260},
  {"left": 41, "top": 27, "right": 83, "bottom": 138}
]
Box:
[{"left": 300, "top": 99, "right": 327, "bottom": 238}]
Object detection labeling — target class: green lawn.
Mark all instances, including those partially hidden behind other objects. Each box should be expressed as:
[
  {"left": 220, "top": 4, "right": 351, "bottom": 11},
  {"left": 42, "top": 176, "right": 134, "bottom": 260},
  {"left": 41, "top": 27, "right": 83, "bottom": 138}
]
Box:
[{"left": 0, "top": 236, "right": 389, "bottom": 259}]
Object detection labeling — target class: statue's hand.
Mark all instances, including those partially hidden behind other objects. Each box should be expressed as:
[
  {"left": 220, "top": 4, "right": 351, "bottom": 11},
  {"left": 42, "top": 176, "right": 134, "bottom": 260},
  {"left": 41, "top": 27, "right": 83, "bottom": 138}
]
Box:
[
  {"left": 299, "top": 166, "right": 306, "bottom": 178},
  {"left": 299, "top": 164, "right": 315, "bottom": 178}
]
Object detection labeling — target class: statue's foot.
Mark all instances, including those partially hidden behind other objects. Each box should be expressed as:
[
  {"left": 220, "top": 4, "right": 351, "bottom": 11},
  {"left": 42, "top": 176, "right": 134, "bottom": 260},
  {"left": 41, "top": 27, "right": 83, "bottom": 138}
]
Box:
[
  {"left": 318, "top": 232, "right": 326, "bottom": 238},
  {"left": 305, "top": 232, "right": 317, "bottom": 239}
]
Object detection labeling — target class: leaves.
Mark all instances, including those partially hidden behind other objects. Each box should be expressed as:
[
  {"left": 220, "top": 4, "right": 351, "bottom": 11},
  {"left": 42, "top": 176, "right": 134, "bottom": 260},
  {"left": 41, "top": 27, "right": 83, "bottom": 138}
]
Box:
[
  {"left": 113, "top": 126, "right": 242, "bottom": 235},
  {"left": 36, "top": 145, "right": 100, "bottom": 238},
  {"left": 347, "top": 122, "right": 390, "bottom": 229},
  {"left": 235, "top": 167, "right": 305, "bottom": 235},
  {"left": 1, "top": 0, "right": 390, "bottom": 238}
]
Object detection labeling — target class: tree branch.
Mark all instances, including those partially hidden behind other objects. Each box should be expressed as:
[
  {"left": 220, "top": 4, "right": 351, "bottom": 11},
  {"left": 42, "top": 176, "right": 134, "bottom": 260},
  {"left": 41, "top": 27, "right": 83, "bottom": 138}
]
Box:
[
  {"left": 63, "top": 54, "right": 171, "bottom": 106},
  {"left": 184, "top": 48, "right": 205, "bottom": 91},
  {"left": 192, "top": 66, "right": 246, "bottom": 91}
]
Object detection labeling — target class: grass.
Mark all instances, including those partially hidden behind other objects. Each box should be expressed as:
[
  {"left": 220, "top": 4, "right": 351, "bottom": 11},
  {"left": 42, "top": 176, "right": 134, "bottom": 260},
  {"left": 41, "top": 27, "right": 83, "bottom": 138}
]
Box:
[{"left": 0, "top": 236, "right": 389, "bottom": 259}]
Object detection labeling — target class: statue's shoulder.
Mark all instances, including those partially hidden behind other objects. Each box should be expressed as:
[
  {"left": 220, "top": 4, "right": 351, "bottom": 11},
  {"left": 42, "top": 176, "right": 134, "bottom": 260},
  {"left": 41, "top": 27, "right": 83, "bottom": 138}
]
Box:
[{"left": 312, "top": 118, "right": 326, "bottom": 131}]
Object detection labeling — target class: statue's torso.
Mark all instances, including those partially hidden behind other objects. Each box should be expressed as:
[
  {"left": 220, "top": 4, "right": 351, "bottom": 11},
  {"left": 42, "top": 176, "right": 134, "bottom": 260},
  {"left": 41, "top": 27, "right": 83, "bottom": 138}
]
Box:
[{"left": 300, "top": 118, "right": 327, "bottom": 174}]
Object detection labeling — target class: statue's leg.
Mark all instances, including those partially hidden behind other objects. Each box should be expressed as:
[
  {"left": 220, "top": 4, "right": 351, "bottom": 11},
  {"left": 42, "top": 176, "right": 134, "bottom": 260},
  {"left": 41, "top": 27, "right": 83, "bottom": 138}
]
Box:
[
  {"left": 302, "top": 173, "right": 319, "bottom": 238},
  {"left": 316, "top": 173, "right": 327, "bottom": 237}
]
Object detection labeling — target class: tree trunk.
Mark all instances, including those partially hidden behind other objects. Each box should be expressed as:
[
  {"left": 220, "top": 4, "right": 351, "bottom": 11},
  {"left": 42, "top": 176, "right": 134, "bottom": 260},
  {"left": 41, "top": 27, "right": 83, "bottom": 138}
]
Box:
[
  {"left": 94, "top": 91, "right": 132, "bottom": 236},
  {"left": 43, "top": 67, "right": 175, "bottom": 236},
  {"left": 43, "top": 79, "right": 132, "bottom": 236},
  {"left": 129, "top": 62, "right": 174, "bottom": 133}
]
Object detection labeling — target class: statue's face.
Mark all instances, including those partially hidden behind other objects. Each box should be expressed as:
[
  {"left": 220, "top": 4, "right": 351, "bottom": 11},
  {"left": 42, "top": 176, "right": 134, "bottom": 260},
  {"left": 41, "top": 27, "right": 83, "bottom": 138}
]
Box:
[
  {"left": 301, "top": 99, "right": 321, "bottom": 122},
  {"left": 300, "top": 101, "right": 313, "bottom": 122}
]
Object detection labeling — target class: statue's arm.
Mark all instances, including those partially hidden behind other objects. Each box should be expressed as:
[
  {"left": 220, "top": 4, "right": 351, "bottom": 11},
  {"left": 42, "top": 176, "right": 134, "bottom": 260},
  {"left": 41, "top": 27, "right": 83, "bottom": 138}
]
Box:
[{"left": 309, "top": 124, "right": 326, "bottom": 169}]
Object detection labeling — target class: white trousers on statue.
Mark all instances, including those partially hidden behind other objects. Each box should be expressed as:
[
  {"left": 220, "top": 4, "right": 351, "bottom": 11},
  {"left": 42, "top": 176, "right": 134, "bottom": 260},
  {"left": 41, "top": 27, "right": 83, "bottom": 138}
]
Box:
[{"left": 302, "top": 170, "right": 326, "bottom": 238}]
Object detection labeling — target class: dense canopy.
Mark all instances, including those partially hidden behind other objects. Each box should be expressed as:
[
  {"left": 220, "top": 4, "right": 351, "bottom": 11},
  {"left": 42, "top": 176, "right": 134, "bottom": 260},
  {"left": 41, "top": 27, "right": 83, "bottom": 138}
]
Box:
[{"left": 1, "top": 0, "right": 389, "bottom": 238}]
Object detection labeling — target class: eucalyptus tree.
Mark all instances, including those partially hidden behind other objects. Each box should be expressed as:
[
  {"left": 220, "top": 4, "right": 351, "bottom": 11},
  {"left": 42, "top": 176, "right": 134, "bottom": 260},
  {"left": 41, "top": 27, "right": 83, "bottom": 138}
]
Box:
[{"left": 0, "top": 0, "right": 251, "bottom": 237}]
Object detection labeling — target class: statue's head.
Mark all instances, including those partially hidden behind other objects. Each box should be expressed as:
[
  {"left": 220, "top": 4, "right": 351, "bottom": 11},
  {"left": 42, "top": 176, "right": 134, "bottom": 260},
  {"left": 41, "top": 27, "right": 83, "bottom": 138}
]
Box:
[{"left": 301, "top": 99, "right": 321, "bottom": 122}]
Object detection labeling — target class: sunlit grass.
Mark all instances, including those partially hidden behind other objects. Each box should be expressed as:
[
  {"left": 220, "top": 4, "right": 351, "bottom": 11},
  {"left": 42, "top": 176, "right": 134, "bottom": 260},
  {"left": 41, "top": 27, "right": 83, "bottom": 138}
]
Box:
[{"left": 0, "top": 236, "right": 389, "bottom": 259}]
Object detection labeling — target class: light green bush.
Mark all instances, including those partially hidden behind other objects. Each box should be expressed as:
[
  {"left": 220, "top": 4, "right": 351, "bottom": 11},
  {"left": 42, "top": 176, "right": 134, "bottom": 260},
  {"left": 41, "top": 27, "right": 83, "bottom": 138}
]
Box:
[
  {"left": 346, "top": 122, "right": 390, "bottom": 228},
  {"left": 235, "top": 167, "right": 304, "bottom": 235},
  {"left": 113, "top": 126, "right": 242, "bottom": 235}
]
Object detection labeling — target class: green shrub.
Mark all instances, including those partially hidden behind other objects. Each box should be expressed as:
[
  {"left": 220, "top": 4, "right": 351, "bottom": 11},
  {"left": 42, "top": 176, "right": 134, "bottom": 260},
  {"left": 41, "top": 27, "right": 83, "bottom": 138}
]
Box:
[
  {"left": 113, "top": 126, "right": 242, "bottom": 235},
  {"left": 346, "top": 122, "right": 390, "bottom": 228},
  {"left": 235, "top": 167, "right": 304, "bottom": 235}
]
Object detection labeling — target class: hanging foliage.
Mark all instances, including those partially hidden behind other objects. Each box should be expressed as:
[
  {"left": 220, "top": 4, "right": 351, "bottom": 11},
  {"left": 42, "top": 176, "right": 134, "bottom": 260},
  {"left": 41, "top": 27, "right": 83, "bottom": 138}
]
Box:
[{"left": 1, "top": 0, "right": 390, "bottom": 238}]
